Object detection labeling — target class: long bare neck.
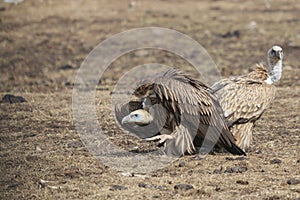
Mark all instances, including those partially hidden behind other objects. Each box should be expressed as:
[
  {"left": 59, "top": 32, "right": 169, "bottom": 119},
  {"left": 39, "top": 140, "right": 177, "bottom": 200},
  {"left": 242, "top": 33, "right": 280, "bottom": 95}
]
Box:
[{"left": 265, "top": 58, "right": 282, "bottom": 84}]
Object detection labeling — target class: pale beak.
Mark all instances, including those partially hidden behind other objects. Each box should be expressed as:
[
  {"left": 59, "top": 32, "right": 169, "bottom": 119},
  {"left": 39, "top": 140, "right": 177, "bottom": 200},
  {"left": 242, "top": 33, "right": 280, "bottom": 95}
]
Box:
[
  {"left": 121, "top": 115, "right": 132, "bottom": 124},
  {"left": 278, "top": 52, "right": 283, "bottom": 60}
]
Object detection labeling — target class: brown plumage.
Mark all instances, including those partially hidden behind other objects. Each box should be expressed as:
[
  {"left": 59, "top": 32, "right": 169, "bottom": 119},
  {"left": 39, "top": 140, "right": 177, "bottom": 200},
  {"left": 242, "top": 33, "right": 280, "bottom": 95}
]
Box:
[
  {"left": 116, "top": 68, "right": 246, "bottom": 156},
  {"left": 211, "top": 45, "right": 283, "bottom": 150}
]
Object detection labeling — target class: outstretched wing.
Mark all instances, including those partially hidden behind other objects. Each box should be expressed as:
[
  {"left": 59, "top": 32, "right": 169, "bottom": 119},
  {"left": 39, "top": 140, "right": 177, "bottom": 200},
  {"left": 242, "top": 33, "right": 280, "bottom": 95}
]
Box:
[{"left": 136, "top": 69, "right": 245, "bottom": 155}]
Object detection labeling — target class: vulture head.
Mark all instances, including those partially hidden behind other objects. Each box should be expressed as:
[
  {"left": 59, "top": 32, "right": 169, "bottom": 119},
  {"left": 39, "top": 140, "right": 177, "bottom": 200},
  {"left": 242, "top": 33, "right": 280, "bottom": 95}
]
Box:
[
  {"left": 122, "top": 109, "right": 153, "bottom": 126},
  {"left": 266, "top": 45, "right": 283, "bottom": 84},
  {"left": 268, "top": 45, "right": 283, "bottom": 61}
]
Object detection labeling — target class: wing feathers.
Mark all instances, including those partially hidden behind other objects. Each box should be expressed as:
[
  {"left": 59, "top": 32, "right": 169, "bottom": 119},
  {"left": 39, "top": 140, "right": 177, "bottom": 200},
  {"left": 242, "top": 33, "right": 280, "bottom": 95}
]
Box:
[{"left": 128, "top": 68, "right": 245, "bottom": 155}]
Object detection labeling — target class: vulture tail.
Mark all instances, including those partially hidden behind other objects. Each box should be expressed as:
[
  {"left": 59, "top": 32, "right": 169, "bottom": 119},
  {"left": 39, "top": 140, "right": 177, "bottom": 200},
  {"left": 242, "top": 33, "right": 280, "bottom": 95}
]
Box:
[{"left": 225, "top": 143, "right": 247, "bottom": 156}]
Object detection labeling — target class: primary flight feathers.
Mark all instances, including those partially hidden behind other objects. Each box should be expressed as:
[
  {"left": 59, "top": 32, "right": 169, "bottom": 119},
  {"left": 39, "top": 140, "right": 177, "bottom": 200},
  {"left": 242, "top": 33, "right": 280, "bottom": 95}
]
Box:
[{"left": 116, "top": 68, "right": 246, "bottom": 156}]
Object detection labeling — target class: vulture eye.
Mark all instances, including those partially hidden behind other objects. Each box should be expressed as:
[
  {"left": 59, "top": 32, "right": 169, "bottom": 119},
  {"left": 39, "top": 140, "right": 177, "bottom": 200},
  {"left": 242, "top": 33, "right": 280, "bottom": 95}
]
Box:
[{"left": 133, "top": 114, "right": 138, "bottom": 117}]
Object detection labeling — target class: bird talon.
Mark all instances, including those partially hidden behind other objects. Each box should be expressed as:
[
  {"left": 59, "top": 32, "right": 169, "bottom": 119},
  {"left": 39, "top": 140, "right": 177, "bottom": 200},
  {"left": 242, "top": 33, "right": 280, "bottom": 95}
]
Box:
[{"left": 144, "top": 134, "right": 174, "bottom": 144}]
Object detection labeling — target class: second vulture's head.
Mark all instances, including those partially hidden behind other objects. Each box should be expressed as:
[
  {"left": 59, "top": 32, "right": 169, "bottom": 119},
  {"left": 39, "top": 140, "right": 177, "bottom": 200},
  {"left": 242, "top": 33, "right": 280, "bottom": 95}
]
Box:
[
  {"left": 121, "top": 109, "right": 153, "bottom": 126},
  {"left": 268, "top": 45, "right": 283, "bottom": 61}
]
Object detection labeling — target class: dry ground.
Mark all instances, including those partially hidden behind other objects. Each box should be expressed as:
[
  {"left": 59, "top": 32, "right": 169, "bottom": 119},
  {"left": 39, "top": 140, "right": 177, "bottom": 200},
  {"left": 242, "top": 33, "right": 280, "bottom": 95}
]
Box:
[{"left": 0, "top": 0, "right": 299, "bottom": 199}]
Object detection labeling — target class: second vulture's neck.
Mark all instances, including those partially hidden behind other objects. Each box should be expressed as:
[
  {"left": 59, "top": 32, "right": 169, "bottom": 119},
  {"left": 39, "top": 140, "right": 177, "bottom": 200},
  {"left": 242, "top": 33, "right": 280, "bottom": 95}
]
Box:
[{"left": 265, "top": 58, "right": 282, "bottom": 84}]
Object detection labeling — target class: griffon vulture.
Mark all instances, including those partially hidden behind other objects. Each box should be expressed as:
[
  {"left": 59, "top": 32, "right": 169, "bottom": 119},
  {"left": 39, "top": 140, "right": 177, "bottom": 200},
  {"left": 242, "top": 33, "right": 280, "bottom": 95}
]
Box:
[
  {"left": 116, "top": 68, "right": 246, "bottom": 156},
  {"left": 211, "top": 45, "right": 283, "bottom": 150}
]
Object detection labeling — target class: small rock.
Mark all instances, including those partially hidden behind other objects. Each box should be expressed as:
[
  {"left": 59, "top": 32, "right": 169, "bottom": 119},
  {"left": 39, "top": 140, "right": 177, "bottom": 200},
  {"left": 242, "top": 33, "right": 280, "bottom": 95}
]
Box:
[
  {"left": 224, "top": 166, "right": 247, "bottom": 173},
  {"left": 1, "top": 94, "right": 26, "bottom": 103},
  {"left": 7, "top": 182, "right": 19, "bottom": 189},
  {"left": 236, "top": 180, "right": 249, "bottom": 185},
  {"left": 138, "top": 183, "right": 153, "bottom": 188},
  {"left": 174, "top": 184, "right": 194, "bottom": 191},
  {"left": 58, "top": 64, "right": 75, "bottom": 70},
  {"left": 221, "top": 30, "right": 240, "bottom": 38},
  {"left": 270, "top": 158, "right": 282, "bottom": 164},
  {"left": 23, "top": 132, "right": 37, "bottom": 138},
  {"left": 138, "top": 183, "right": 167, "bottom": 190},
  {"left": 226, "top": 157, "right": 247, "bottom": 161},
  {"left": 225, "top": 157, "right": 235, "bottom": 161},
  {"left": 178, "top": 162, "right": 185, "bottom": 167},
  {"left": 110, "top": 185, "right": 127, "bottom": 191},
  {"left": 65, "top": 81, "right": 73, "bottom": 86},
  {"left": 287, "top": 178, "right": 300, "bottom": 185},
  {"left": 156, "top": 185, "right": 168, "bottom": 190},
  {"left": 213, "top": 168, "right": 222, "bottom": 174}
]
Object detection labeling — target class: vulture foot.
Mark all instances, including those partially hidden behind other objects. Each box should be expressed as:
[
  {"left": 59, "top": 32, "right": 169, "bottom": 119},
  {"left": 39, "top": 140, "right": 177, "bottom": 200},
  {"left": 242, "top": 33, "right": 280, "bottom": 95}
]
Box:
[{"left": 144, "top": 134, "right": 175, "bottom": 146}]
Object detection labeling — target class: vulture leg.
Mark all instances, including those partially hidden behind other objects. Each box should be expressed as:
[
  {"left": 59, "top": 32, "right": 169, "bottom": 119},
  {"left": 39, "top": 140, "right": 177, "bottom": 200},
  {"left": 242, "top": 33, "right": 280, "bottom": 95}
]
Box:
[{"left": 231, "top": 123, "right": 254, "bottom": 151}]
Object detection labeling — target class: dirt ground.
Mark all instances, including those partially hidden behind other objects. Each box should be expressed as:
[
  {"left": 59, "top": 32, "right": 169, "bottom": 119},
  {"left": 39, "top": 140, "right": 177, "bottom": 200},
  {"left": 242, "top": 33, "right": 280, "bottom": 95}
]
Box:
[{"left": 0, "top": 0, "right": 299, "bottom": 199}]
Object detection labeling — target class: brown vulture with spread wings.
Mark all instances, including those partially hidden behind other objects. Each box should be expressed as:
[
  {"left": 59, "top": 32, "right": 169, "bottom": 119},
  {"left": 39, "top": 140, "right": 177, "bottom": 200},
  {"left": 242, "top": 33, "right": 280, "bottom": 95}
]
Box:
[
  {"left": 211, "top": 45, "right": 283, "bottom": 150},
  {"left": 116, "top": 68, "right": 246, "bottom": 156}
]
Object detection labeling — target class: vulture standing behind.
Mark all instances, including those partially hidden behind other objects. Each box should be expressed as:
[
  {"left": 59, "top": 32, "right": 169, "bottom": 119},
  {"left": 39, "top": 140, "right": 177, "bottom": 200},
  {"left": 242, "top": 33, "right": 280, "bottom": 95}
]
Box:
[
  {"left": 211, "top": 45, "right": 283, "bottom": 151},
  {"left": 117, "top": 68, "right": 246, "bottom": 156}
]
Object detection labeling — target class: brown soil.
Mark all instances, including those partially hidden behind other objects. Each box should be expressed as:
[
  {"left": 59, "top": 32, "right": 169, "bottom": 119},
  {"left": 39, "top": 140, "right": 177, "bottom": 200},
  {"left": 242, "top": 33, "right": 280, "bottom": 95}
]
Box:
[{"left": 0, "top": 0, "right": 299, "bottom": 199}]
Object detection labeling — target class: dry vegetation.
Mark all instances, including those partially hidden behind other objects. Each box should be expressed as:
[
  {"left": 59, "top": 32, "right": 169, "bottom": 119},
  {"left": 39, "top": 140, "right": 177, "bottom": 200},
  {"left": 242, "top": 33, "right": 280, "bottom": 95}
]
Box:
[{"left": 0, "top": 0, "right": 299, "bottom": 199}]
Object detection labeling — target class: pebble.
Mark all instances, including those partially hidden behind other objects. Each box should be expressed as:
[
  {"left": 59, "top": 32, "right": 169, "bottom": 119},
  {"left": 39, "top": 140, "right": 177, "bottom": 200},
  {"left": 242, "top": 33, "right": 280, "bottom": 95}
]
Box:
[
  {"left": 174, "top": 184, "right": 194, "bottom": 191},
  {"left": 58, "top": 64, "right": 75, "bottom": 70},
  {"left": 221, "top": 30, "right": 240, "bottom": 38},
  {"left": 270, "top": 158, "right": 282, "bottom": 164},
  {"left": 224, "top": 166, "right": 248, "bottom": 173},
  {"left": 287, "top": 178, "right": 300, "bottom": 185},
  {"left": 23, "top": 132, "right": 37, "bottom": 138},
  {"left": 110, "top": 185, "right": 128, "bottom": 191},
  {"left": 138, "top": 183, "right": 168, "bottom": 190},
  {"left": 138, "top": 183, "right": 153, "bottom": 188},
  {"left": 213, "top": 168, "right": 222, "bottom": 174},
  {"left": 1, "top": 94, "right": 26, "bottom": 103},
  {"left": 178, "top": 162, "right": 185, "bottom": 167},
  {"left": 236, "top": 180, "right": 249, "bottom": 185},
  {"left": 226, "top": 157, "right": 247, "bottom": 161}
]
